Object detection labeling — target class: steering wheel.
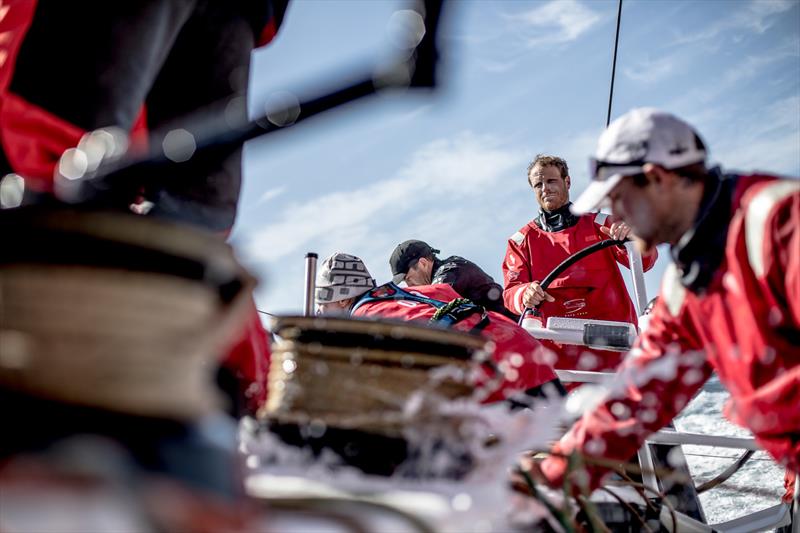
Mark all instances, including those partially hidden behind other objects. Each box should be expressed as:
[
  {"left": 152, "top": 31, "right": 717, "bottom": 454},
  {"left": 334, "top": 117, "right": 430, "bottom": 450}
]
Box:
[{"left": 517, "top": 238, "right": 629, "bottom": 326}]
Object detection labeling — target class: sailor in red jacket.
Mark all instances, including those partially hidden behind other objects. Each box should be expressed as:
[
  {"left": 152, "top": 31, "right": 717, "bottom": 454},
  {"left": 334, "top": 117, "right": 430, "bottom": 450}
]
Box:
[
  {"left": 315, "top": 252, "right": 563, "bottom": 404},
  {"left": 0, "top": 1, "right": 290, "bottom": 416},
  {"left": 538, "top": 108, "right": 799, "bottom": 502},
  {"left": 503, "top": 154, "right": 657, "bottom": 373}
]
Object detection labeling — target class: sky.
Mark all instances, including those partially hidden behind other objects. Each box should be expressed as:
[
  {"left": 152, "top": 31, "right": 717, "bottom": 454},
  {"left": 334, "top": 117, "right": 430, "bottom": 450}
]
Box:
[{"left": 231, "top": 0, "right": 800, "bottom": 316}]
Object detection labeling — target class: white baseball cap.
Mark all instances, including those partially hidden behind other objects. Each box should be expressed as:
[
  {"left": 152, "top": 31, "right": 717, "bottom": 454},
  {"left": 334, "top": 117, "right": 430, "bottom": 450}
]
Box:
[
  {"left": 315, "top": 252, "right": 376, "bottom": 304},
  {"left": 572, "top": 108, "right": 707, "bottom": 214}
]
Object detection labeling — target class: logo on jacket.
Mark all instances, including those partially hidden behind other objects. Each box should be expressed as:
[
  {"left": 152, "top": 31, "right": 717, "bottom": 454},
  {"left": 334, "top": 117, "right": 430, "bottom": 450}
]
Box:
[
  {"left": 563, "top": 298, "right": 587, "bottom": 314},
  {"left": 371, "top": 286, "right": 396, "bottom": 298}
]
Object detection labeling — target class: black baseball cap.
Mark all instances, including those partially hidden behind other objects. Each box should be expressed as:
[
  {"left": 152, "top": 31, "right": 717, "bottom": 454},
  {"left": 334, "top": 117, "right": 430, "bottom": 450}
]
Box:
[{"left": 389, "top": 240, "right": 440, "bottom": 283}]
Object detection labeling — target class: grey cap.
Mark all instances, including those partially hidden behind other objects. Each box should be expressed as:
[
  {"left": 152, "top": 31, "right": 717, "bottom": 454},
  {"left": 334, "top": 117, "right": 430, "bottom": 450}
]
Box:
[
  {"left": 573, "top": 108, "right": 707, "bottom": 214},
  {"left": 315, "top": 252, "right": 376, "bottom": 304}
]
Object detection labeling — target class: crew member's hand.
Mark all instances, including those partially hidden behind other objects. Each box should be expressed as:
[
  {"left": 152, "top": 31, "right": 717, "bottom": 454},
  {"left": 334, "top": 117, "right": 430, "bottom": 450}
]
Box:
[
  {"left": 601, "top": 218, "right": 658, "bottom": 256},
  {"left": 600, "top": 219, "right": 632, "bottom": 241},
  {"left": 522, "top": 281, "right": 555, "bottom": 308}
]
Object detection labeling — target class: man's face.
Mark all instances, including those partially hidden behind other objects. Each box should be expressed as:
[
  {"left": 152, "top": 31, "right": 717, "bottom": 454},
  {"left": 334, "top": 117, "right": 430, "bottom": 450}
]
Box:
[
  {"left": 529, "top": 165, "right": 570, "bottom": 211},
  {"left": 606, "top": 168, "right": 687, "bottom": 253},
  {"left": 404, "top": 257, "right": 433, "bottom": 286},
  {"left": 316, "top": 299, "right": 352, "bottom": 316}
]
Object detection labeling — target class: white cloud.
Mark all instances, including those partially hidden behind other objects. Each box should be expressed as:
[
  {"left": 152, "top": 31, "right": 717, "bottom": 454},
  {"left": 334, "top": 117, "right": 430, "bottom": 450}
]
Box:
[
  {"left": 712, "top": 95, "right": 800, "bottom": 175},
  {"left": 721, "top": 41, "right": 799, "bottom": 85},
  {"left": 477, "top": 59, "right": 519, "bottom": 74},
  {"left": 665, "top": 38, "right": 799, "bottom": 111},
  {"left": 256, "top": 185, "right": 287, "bottom": 205},
  {"left": 671, "top": 0, "right": 795, "bottom": 45},
  {"left": 244, "top": 132, "right": 525, "bottom": 263},
  {"left": 623, "top": 56, "right": 675, "bottom": 84},
  {"left": 513, "top": 0, "right": 602, "bottom": 48}
]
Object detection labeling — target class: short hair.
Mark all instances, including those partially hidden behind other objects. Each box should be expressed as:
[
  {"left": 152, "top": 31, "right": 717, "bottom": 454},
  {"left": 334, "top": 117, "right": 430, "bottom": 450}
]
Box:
[{"left": 527, "top": 154, "right": 569, "bottom": 185}]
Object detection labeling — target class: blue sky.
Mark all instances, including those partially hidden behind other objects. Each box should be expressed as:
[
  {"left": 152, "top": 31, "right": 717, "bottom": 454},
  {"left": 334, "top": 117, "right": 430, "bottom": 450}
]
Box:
[{"left": 231, "top": 0, "right": 800, "bottom": 316}]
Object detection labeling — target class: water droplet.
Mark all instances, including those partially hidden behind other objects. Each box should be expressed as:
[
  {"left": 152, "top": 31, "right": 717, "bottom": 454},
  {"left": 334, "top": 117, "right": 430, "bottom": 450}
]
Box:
[
  {"left": 451, "top": 493, "right": 472, "bottom": 511},
  {"left": 265, "top": 91, "right": 301, "bottom": 127},
  {"left": 387, "top": 10, "right": 426, "bottom": 50},
  {"left": 224, "top": 96, "right": 247, "bottom": 130},
  {"left": 487, "top": 287, "right": 501, "bottom": 301},
  {"left": 58, "top": 148, "right": 89, "bottom": 180},
  {"left": 282, "top": 359, "right": 297, "bottom": 374},
  {"left": 0, "top": 330, "right": 31, "bottom": 369},
  {"left": 578, "top": 352, "right": 600, "bottom": 370},
  {"left": 0, "top": 173, "right": 24, "bottom": 208},
  {"left": 585, "top": 438, "right": 606, "bottom": 455},
  {"left": 637, "top": 408, "right": 657, "bottom": 423},
  {"left": 761, "top": 346, "right": 776, "bottom": 365},
  {"left": 610, "top": 402, "right": 631, "bottom": 419},
  {"left": 162, "top": 129, "right": 196, "bottom": 163},
  {"left": 666, "top": 446, "right": 685, "bottom": 467},
  {"left": 308, "top": 419, "right": 327, "bottom": 438},
  {"left": 767, "top": 307, "right": 783, "bottom": 326},
  {"left": 308, "top": 342, "right": 323, "bottom": 354},
  {"left": 682, "top": 368, "right": 703, "bottom": 386},
  {"left": 642, "top": 392, "right": 658, "bottom": 407}
]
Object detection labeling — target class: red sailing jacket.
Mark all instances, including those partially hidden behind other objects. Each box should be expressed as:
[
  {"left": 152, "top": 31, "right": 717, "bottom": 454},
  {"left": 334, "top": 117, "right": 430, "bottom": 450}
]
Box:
[
  {"left": 541, "top": 174, "right": 800, "bottom": 492},
  {"left": 503, "top": 211, "right": 657, "bottom": 372},
  {"left": 351, "top": 283, "right": 559, "bottom": 404}
]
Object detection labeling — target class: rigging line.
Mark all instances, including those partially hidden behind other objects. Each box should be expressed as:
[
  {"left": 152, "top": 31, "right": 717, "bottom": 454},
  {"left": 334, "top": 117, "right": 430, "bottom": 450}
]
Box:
[
  {"left": 257, "top": 309, "right": 278, "bottom": 317},
  {"left": 606, "top": 0, "right": 623, "bottom": 127},
  {"left": 682, "top": 452, "right": 771, "bottom": 461}
]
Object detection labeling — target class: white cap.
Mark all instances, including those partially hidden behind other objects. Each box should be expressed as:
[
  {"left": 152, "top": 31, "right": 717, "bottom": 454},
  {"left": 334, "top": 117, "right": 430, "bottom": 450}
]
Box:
[
  {"left": 315, "top": 252, "right": 376, "bottom": 304},
  {"left": 572, "top": 108, "right": 707, "bottom": 214}
]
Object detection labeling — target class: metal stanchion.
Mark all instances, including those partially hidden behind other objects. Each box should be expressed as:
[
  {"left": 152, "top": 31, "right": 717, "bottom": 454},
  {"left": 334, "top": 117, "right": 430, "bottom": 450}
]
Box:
[
  {"left": 624, "top": 241, "right": 648, "bottom": 317},
  {"left": 303, "top": 253, "right": 318, "bottom": 316}
]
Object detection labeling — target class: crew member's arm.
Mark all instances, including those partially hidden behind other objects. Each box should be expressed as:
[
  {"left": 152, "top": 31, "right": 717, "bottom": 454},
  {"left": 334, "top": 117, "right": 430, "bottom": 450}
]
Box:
[
  {"left": 539, "top": 281, "right": 711, "bottom": 489},
  {"left": 503, "top": 233, "right": 553, "bottom": 315},
  {"left": 433, "top": 260, "right": 509, "bottom": 315},
  {"left": 747, "top": 181, "right": 800, "bottom": 478},
  {"left": 763, "top": 184, "right": 800, "bottom": 331}
]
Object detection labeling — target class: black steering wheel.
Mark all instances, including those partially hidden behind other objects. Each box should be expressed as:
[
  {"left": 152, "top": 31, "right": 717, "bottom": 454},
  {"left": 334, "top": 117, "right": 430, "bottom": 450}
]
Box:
[{"left": 517, "top": 238, "right": 629, "bottom": 326}]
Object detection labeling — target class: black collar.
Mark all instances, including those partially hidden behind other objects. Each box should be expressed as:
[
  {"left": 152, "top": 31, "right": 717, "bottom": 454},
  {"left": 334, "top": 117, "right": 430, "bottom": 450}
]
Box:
[
  {"left": 671, "top": 167, "right": 737, "bottom": 292},
  {"left": 534, "top": 202, "right": 580, "bottom": 232}
]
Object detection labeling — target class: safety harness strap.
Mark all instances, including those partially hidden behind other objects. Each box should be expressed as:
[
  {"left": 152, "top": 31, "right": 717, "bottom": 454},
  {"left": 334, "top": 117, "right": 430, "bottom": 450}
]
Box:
[{"left": 351, "top": 283, "right": 488, "bottom": 331}]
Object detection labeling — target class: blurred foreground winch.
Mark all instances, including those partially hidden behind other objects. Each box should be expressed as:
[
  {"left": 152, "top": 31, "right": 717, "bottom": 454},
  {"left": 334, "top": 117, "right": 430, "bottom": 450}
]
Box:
[{"left": 0, "top": 206, "right": 256, "bottom": 420}]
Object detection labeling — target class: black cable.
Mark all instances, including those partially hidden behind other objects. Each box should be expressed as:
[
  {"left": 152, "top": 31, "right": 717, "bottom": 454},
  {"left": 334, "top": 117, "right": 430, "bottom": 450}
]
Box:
[
  {"left": 695, "top": 450, "right": 755, "bottom": 493},
  {"left": 606, "top": 0, "right": 623, "bottom": 127}
]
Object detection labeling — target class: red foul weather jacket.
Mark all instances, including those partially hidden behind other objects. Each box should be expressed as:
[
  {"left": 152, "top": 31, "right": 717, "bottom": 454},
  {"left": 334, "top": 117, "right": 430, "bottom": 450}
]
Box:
[
  {"left": 351, "top": 283, "right": 560, "bottom": 404},
  {"left": 502, "top": 205, "right": 657, "bottom": 372},
  {"left": 541, "top": 173, "right": 800, "bottom": 496}
]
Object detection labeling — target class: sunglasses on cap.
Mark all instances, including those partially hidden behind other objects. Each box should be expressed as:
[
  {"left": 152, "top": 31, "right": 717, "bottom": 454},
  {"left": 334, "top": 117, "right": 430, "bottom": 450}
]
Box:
[{"left": 589, "top": 158, "right": 648, "bottom": 182}]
